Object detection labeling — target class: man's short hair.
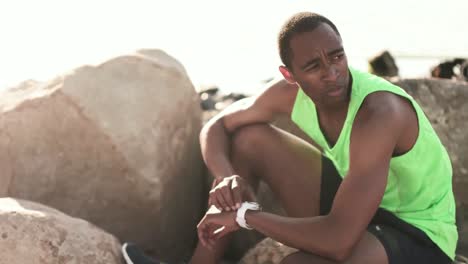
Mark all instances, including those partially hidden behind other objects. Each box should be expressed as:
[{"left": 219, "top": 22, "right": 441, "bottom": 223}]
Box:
[{"left": 278, "top": 12, "right": 341, "bottom": 69}]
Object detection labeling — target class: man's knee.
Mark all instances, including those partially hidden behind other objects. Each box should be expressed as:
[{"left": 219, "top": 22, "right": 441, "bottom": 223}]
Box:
[{"left": 231, "top": 123, "right": 273, "bottom": 155}]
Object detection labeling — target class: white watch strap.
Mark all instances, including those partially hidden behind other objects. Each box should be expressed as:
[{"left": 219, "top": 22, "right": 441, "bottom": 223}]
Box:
[{"left": 236, "top": 202, "right": 261, "bottom": 230}]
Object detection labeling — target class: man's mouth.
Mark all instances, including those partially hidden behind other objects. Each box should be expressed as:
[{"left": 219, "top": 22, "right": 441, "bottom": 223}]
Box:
[{"left": 327, "top": 85, "right": 343, "bottom": 97}]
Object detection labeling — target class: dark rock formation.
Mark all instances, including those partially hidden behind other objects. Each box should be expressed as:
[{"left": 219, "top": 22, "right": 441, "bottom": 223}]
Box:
[{"left": 369, "top": 50, "right": 399, "bottom": 77}]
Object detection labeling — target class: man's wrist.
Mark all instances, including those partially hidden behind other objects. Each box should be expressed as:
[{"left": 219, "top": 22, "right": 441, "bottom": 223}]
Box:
[
  {"left": 213, "top": 173, "right": 234, "bottom": 183},
  {"left": 236, "top": 202, "right": 261, "bottom": 229},
  {"left": 244, "top": 209, "right": 261, "bottom": 227}
]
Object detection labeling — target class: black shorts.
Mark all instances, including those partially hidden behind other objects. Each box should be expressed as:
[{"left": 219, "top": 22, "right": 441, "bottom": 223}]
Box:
[{"left": 320, "top": 156, "right": 452, "bottom": 264}]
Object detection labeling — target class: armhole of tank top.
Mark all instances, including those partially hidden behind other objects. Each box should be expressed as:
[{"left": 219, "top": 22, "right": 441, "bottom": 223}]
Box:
[
  {"left": 291, "top": 87, "right": 305, "bottom": 123},
  {"left": 358, "top": 89, "right": 421, "bottom": 159}
]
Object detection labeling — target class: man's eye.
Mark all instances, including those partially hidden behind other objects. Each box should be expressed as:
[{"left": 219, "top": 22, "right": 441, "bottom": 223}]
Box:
[
  {"left": 305, "top": 64, "right": 319, "bottom": 71},
  {"left": 333, "top": 54, "right": 344, "bottom": 60}
]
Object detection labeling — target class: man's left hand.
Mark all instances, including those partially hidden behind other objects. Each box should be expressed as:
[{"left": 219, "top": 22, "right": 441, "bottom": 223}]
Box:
[{"left": 197, "top": 205, "right": 239, "bottom": 249}]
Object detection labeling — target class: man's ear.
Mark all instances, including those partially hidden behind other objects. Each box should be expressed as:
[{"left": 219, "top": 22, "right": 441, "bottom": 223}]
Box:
[{"left": 279, "top": 66, "right": 296, "bottom": 84}]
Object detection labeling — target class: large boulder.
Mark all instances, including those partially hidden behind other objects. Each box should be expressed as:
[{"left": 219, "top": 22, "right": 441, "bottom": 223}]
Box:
[
  {"left": 239, "top": 238, "right": 297, "bottom": 264},
  {"left": 0, "top": 49, "right": 205, "bottom": 261},
  {"left": 0, "top": 198, "right": 121, "bottom": 264}
]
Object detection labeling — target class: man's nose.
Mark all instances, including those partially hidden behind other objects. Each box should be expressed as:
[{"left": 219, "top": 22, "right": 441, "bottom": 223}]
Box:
[{"left": 321, "top": 63, "right": 339, "bottom": 82}]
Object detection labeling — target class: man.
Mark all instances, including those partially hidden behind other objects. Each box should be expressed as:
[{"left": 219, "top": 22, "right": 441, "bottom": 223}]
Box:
[{"left": 123, "top": 12, "right": 457, "bottom": 264}]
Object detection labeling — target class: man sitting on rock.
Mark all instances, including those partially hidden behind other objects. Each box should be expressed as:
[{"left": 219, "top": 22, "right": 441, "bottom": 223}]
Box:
[{"left": 122, "top": 12, "right": 457, "bottom": 264}]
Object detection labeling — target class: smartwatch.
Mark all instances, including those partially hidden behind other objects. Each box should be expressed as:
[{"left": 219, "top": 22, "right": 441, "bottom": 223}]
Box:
[{"left": 236, "top": 202, "right": 261, "bottom": 230}]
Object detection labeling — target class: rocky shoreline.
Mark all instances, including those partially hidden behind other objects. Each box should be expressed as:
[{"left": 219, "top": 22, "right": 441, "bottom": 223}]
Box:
[{"left": 0, "top": 50, "right": 466, "bottom": 263}]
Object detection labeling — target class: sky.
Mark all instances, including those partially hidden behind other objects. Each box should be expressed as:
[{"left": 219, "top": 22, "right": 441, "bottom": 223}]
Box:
[{"left": 0, "top": 0, "right": 467, "bottom": 93}]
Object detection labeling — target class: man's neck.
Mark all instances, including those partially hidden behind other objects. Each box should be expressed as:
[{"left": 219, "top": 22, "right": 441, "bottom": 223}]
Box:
[{"left": 316, "top": 100, "right": 349, "bottom": 122}]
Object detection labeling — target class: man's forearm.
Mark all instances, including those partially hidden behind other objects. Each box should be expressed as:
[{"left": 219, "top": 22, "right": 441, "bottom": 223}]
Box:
[
  {"left": 244, "top": 211, "right": 351, "bottom": 261},
  {"left": 200, "top": 118, "right": 235, "bottom": 180}
]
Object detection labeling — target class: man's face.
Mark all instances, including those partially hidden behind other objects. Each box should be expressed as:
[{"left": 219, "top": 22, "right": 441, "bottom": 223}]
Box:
[{"left": 283, "top": 23, "right": 350, "bottom": 108}]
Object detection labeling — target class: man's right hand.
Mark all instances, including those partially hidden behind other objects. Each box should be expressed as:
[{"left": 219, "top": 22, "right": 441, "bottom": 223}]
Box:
[
  {"left": 201, "top": 78, "right": 296, "bottom": 212},
  {"left": 209, "top": 175, "right": 253, "bottom": 211}
]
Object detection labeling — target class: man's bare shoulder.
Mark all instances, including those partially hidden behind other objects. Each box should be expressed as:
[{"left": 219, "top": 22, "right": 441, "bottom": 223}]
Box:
[
  {"left": 357, "top": 91, "right": 419, "bottom": 155},
  {"left": 226, "top": 78, "right": 299, "bottom": 116},
  {"left": 219, "top": 79, "right": 299, "bottom": 133},
  {"left": 357, "top": 91, "right": 412, "bottom": 122},
  {"left": 255, "top": 78, "right": 299, "bottom": 116}
]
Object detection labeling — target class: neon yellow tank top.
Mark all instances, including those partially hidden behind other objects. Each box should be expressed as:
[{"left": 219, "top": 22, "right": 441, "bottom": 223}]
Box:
[{"left": 291, "top": 67, "right": 457, "bottom": 260}]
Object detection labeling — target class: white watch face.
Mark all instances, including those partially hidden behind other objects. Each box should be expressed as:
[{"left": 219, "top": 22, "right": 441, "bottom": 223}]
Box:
[
  {"left": 236, "top": 202, "right": 261, "bottom": 229},
  {"left": 247, "top": 202, "right": 260, "bottom": 210}
]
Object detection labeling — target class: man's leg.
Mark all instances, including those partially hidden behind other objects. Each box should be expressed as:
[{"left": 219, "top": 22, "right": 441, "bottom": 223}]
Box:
[
  {"left": 191, "top": 124, "right": 324, "bottom": 264},
  {"left": 279, "top": 231, "right": 388, "bottom": 264}
]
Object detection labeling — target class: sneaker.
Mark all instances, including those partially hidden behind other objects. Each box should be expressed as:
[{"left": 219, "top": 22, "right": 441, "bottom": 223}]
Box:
[{"left": 122, "top": 242, "right": 167, "bottom": 264}]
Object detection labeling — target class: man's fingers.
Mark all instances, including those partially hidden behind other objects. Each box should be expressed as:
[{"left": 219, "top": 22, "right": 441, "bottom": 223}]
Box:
[
  {"left": 209, "top": 190, "right": 225, "bottom": 211},
  {"left": 213, "top": 226, "right": 225, "bottom": 237},
  {"left": 213, "top": 225, "right": 235, "bottom": 240},
  {"left": 210, "top": 176, "right": 249, "bottom": 211},
  {"left": 210, "top": 197, "right": 221, "bottom": 211},
  {"left": 197, "top": 217, "right": 217, "bottom": 250},
  {"left": 221, "top": 187, "right": 235, "bottom": 210},
  {"left": 231, "top": 181, "right": 243, "bottom": 209},
  {"left": 206, "top": 237, "right": 215, "bottom": 250},
  {"left": 213, "top": 227, "right": 228, "bottom": 240},
  {"left": 214, "top": 191, "right": 229, "bottom": 211},
  {"left": 197, "top": 225, "right": 208, "bottom": 248},
  {"left": 206, "top": 225, "right": 220, "bottom": 250}
]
